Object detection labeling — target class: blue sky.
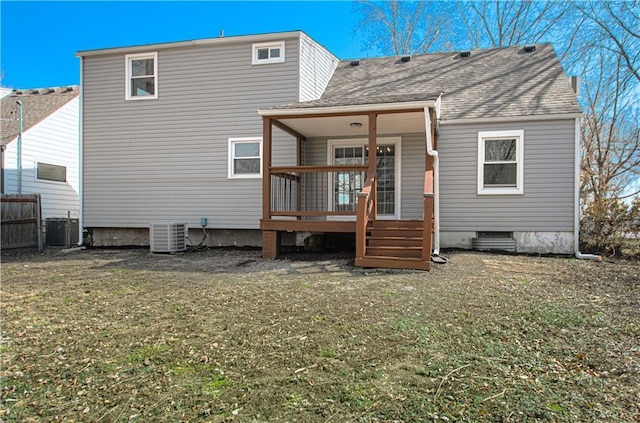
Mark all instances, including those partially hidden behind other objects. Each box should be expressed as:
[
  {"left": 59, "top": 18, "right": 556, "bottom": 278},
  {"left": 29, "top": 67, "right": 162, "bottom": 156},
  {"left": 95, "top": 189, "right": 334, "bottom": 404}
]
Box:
[{"left": 1, "top": 1, "right": 366, "bottom": 89}]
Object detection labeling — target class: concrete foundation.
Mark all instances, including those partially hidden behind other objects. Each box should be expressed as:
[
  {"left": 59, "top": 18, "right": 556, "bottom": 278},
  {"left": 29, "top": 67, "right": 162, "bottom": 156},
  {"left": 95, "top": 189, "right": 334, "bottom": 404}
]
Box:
[
  {"left": 88, "top": 227, "right": 294, "bottom": 248},
  {"left": 88, "top": 228, "right": 149, "bottom": 247},
  {"left": 441, "top": 231, "right": 574, "bottom": 254},
  {"left": 88, "top": 228, "right": 573, "bottom": 254},
  {"left": 440, "top": 231, "right": 476, "bottom": 249},
  {"left": 513, "top": 231, "right": 574, "bottom": 254}
]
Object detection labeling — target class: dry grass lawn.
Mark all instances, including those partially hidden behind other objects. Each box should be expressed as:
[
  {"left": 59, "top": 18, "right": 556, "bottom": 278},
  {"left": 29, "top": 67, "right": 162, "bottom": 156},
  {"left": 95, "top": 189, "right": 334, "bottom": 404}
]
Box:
[{"left": 1, "top": 248, "right": 639, "bottom": 422}]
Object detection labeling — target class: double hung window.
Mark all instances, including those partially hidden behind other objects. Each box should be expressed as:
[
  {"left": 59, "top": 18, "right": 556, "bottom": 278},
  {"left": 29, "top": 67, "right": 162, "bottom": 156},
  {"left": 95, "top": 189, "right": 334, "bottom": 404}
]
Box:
[
  {"left": 229, "top": 138, "right": 262, "bottom": 178},
  {"left": 125, "top": 52, "right": 158, "bottom": 100},
  {"left": 478, "top": 130, "right": 524, "bottom": 195}
]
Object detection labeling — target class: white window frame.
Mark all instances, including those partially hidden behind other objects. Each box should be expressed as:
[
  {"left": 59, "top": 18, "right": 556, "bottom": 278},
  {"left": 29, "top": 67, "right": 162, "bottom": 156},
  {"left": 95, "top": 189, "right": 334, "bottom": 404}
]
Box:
[
  {"left": 125, "top": 52, "right": 158, "bottom": 100},
  {"left": 251, "top": 41, "right": 285, "bottom": 65},
  {"left": 35, "top": 161, "right": 67, "bottom": 184},
  {"left": 327, "top": 137, "right": 402, "bottom": 220},
  {"left": 228, "top": 137, "right": 263, "bottom": 179},
  {"left": 477, "top": 130, "right": 524, "bottom": 195}
]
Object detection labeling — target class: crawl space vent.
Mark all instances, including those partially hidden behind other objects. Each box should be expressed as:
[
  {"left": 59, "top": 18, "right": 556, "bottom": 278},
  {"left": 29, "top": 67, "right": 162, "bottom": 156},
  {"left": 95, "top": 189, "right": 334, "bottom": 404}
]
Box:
[
  {"left": 472, "top": 232, "right": 516, "bottom": 252},
  {"left": 150, "top": 223, "right": 187, "bottom": 253}
]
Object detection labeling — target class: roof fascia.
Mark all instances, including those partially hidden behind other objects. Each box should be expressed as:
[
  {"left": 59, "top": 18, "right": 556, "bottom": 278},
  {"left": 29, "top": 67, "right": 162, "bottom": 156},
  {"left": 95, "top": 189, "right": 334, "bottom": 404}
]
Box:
[
  {"left": 258, "top": 101, "right": 435, "bottom": 118},
  {"left": 77, "top": 31, "right": 304, "bottom": 57},
  {"left": 440, "top": 113, "right": 583, "bottom": 125}
]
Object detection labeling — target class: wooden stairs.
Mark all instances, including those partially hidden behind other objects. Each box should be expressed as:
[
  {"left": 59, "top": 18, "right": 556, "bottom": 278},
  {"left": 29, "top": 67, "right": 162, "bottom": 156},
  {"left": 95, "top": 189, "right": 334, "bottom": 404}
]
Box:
[{"left": 355, "top": 220, "right": 431, "bottom": 271}]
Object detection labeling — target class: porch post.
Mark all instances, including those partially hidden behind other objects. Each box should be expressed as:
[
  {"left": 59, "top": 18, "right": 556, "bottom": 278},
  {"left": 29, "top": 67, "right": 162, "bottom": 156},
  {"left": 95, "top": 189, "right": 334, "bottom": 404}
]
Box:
[
  {"left": 368, "top": 112, "right": 378, "bottom": 220},
  {"left": 423, "top": 107, "right": 436, "bottom": 261},
  {"left": 262, "top": 116, "right": 272, "bottom": 221},
  {"left": 262, "top": 117, "right": 280, "bottom": 259},
  {"left": 367, "top": 112, "right": 377, "bottom": 174},
  {"left": 296, "top": 135, "right": 302, "bottom": 218}
]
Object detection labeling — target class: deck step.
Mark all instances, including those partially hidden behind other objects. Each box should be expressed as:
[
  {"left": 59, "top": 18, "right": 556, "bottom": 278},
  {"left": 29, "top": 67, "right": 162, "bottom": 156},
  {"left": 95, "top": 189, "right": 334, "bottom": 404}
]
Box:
[
  {"left": 367, "top": 228, "right": 423, "bottom": 238},
  {"left": 367, "top": 236, "right": 423, "bottom": 247},
  {"left": 356, "top": 255, "right": 431, "bottom": 271},
  {"left": 357, "top": 219, "right": 431, "bottom": 271},
  {"left": 365, "top": 246, "right": 423, "bottom": 258},
  {"left": 370, "top": 219, "right": 423, "bottom": 229}
]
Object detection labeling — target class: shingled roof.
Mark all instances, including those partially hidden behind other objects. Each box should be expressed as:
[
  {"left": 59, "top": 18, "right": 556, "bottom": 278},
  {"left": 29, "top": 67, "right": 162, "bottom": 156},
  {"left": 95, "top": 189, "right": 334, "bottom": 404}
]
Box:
[
  {"left": 1, "top": 86, "right": 79, "bottom": 146},
  {"left": 268, "top": 44, "right": 582, "bottom": 120}
]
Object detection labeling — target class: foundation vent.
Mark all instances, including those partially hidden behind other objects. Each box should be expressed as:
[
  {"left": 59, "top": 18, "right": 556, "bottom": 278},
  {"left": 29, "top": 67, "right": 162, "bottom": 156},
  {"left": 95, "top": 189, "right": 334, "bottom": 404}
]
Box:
[
  {"left": 472, "top": 232, "right": 516, "bottom": 252},
  {"left": 150, "top": 223, "right": 187, "bottom": 253}
]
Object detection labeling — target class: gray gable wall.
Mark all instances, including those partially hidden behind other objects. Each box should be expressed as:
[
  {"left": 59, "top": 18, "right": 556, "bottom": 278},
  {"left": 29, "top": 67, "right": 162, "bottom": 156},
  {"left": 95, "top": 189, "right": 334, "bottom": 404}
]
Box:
[{"left": 80, "top": 35, "right": 303, "bottom": 230}]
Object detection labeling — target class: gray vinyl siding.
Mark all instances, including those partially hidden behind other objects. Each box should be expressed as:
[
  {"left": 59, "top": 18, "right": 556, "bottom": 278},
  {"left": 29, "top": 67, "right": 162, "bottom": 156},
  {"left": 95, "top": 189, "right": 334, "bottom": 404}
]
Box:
[
  {"left": 400, "top": 134, "right": 426, "bottom": 219},
  {"left": 439, "top": 119, "right": 575, "bottom": 232},
  {"left": 303, "top": 138, "right": 327, "bottom": 167},
  {"left": 299, "top": 33, "right": 339, "bottom": 102},
  {"left": 302, "top": 137, "right": 328, "bottom": 213},
  {"left": 83, "top": 37, "right": 300, "bottom": 229}
]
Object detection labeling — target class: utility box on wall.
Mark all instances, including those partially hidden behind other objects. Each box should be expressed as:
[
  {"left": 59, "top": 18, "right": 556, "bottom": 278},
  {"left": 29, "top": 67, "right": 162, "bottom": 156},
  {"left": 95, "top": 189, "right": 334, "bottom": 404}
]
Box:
[{"left": 149, "top": 223, "right": 187, "bottom": 253}]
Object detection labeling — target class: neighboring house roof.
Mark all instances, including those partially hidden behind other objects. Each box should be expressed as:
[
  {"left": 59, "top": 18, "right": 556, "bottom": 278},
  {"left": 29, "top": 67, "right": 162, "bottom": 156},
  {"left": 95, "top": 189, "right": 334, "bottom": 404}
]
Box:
[
  {"left": 1, "top": 86, "right": 79, "bottom": 146},
  {"left": 0, "top": 87, "right": 13, "bottom": 99},
  {"left": 266, "top": 44, "right": 582, "bottom": 120}
]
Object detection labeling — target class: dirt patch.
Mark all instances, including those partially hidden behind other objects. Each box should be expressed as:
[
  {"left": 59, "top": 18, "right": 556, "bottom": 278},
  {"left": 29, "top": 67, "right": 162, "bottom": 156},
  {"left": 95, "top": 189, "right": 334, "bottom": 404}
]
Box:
[{"left": 1, "top": 248, "right": 639, "bottom": 421}]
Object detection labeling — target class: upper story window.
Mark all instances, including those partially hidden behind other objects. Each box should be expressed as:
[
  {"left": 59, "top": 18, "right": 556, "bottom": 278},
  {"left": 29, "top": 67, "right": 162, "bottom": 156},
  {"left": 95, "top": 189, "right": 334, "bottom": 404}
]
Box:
[
  {"left": 252, "top": 41, "right": 285, "bottom": 65},
  {"left": 228, "top": 137, "right": 262, "bottom": 178},
  {"left": 37, "top": 162, "right": 66, "bottom": 183},
  {"left": 477, "top": 130, "right": 524, "bottom": 195},
  {"left": 125, "top": 52, "right": 158, "bottom": 100}
]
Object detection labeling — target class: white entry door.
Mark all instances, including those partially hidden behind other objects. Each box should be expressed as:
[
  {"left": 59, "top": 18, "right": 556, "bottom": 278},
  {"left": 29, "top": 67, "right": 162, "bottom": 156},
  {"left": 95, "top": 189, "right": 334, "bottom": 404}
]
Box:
[{"left": 328, "top": 138, "right": 401, "bottom": 219}]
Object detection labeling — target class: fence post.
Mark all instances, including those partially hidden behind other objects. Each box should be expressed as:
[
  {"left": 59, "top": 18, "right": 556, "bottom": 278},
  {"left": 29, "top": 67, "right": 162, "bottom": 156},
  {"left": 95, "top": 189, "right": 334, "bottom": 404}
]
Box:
[
  {"left": 36, "top": 194, "right": 43, "bottom": 252},
  {"left": 66, "top": 210, "right": 72, "bottom": 248}
]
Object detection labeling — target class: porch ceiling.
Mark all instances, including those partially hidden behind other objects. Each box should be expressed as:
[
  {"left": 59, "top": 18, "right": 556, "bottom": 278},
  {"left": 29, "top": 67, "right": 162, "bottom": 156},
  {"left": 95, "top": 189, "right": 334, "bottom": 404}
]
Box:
[{"left": 278, "top": 111, "right": 426, "bottom": 139}]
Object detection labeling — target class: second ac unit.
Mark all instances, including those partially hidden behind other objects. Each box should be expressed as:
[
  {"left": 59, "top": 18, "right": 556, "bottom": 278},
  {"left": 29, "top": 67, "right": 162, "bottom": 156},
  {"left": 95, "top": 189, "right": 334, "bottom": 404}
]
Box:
[{"left": 150, "top": 223, "right": 187, "bottom": 253}]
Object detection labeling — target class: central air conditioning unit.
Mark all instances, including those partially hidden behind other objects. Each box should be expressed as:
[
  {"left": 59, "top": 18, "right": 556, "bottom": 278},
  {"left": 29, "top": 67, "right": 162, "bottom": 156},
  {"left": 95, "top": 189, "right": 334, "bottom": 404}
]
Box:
[{"left": 150, "top": 223, "right": 187, "bottom": 253}]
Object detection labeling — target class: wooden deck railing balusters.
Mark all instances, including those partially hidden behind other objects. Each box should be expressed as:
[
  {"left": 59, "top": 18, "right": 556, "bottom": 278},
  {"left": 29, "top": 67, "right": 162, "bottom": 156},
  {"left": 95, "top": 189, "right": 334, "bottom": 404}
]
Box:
[
  {"left": 356, "top": 172, "right": 376, "bottom": 260},
  {"left": 269, "top": 165, "right": 368, "bottom": 218}
]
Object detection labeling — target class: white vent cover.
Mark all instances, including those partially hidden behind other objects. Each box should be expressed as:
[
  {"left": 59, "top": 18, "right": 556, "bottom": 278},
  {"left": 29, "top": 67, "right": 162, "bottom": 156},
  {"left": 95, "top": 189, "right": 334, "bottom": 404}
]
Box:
[{"left": 150, "top": 223, "right": 187, "bottom": 253}]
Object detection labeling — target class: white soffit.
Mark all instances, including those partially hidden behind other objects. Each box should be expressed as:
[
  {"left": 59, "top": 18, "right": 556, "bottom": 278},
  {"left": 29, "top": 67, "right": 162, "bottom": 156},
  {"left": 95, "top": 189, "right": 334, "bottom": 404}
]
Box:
[{"left": 279, "top": 111, "right": 426, "bottom": 138}]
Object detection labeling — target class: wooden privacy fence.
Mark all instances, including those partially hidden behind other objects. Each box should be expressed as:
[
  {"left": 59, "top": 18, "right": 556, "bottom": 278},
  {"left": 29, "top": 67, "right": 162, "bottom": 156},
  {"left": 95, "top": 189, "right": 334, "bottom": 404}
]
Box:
[{"left": 1, "top": 194, "right": 42, "bottom": 251}]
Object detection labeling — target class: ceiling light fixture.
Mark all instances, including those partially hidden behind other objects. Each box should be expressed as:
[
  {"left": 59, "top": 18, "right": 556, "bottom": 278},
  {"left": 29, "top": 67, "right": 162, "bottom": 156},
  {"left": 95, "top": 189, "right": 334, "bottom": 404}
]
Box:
[{"left": 350, "top": 122, "right": 363, "bottom": 128}]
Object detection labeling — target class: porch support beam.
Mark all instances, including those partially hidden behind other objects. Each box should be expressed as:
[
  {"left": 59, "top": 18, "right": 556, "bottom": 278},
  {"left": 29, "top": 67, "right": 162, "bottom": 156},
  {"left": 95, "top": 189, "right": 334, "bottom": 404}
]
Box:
[
  {"left": 262, "top": 116, "right": 272, "bottom": 222},
  {"left": 296, "top": 135, "right": 302, "bottom": 219},
  {"left": 262, "top": 230, "right": 281, "bottom": 259},
  {"left": 368, "top": 112, "right": 378, "bottom": 221},
  {"left": 266, "top": 108, "right": 425, "bottom": 120},
  {"left": 261, "top": 219, "right": 356, "bottom": 233},
  {"left": 272, "top": 119, "right": 307, "bottom": 141},
  {"left": 367, "top": 112, "right": 378, "bottom": 175}
]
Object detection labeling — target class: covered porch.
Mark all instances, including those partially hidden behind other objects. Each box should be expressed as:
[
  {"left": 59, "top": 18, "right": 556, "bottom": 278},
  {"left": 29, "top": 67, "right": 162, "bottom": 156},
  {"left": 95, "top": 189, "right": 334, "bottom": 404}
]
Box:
[{"left": 259, "top": 101, "right": 439, "bottom": 271}]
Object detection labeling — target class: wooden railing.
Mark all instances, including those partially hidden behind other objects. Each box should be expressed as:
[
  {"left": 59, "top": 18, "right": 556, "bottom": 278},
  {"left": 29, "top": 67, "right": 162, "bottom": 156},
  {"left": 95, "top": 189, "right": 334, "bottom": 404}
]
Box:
[
  {"left": 422, "top": 170, "right": 434, "bottom": 261},
  {"left": 355, "top": 175, "right": 377, "bottom": 259},
  {"left": 269, "top": 165, "right": 368, "bottom": 218}
]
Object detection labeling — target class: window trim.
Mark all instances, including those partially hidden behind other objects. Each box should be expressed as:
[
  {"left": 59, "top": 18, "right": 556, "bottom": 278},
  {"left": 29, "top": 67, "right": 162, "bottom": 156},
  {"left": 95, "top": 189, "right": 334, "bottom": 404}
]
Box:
[
  {"left": 251, "top": 41, "right": 285, "bottom": 65},
  {"left": 36, "top": 161, "right": 67, "bottom": 183},
  {"left": 228, "top": 137, "right": 263, "bottom": 179},
  {"left": 125, "top": 52, "right": 158, "bottom": 100},
  {"left": 477, "top": 130, "right": 524, "bottom": 195}
]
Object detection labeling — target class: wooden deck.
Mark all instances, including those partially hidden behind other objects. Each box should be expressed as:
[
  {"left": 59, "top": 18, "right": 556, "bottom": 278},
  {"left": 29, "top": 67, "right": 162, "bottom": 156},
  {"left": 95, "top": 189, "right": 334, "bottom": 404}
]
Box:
[{"left": 260, "top": 108, "right": 437, "bottom": 271}]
